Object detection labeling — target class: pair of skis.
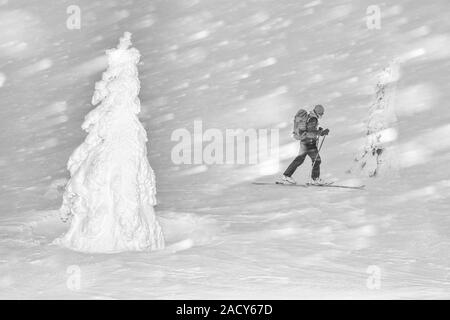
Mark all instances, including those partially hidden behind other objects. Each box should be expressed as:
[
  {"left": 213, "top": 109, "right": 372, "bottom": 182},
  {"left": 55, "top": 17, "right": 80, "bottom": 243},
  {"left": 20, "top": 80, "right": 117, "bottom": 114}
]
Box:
[
  {"left": 253, "top": 137, "right": 365, "bottom": 190},
  {"left": 252, "top": 181, "right": 365, "bottom": 190}
]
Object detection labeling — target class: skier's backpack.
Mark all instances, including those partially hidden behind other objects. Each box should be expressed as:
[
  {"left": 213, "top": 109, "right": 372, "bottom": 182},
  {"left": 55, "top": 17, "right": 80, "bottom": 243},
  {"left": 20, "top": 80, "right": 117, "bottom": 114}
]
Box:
[{"left": 292, "top": 109, "right": 309, "bottom": 140}]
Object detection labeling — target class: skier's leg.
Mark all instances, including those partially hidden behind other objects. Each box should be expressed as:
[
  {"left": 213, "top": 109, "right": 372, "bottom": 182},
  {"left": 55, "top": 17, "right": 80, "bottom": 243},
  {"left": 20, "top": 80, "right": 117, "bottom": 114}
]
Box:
[
  {"left": 308, "top": 148, "right": 321, "bottom": 180},
  {"left": 283, "top": 144, "right": 307, "bottom": 177},
  {"left": 283, "top": 154, "right": 307, "bottom": 177}
]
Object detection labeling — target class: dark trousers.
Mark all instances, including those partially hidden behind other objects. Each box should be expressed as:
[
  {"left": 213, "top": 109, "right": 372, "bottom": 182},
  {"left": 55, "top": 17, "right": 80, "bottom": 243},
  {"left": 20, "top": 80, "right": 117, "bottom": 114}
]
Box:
[{"left": 284, "top": 142, "right": 321, "bottom": 180}]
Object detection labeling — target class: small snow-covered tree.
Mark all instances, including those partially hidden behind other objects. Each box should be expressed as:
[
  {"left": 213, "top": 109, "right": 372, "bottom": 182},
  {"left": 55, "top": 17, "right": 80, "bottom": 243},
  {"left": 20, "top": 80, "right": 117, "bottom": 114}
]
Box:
[
  {"left": 54, "top": 32, "right": 164, "bottom": 253},
  {"left": 351, "top": 60, "right": 400, "bottom": 177}
]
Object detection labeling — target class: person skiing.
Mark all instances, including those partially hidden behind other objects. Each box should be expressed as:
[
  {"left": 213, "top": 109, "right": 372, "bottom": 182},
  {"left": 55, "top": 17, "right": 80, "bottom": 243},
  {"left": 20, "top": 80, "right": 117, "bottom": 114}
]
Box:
[{"left": 278, "top": 104, "right": 330, "bottom": 185}]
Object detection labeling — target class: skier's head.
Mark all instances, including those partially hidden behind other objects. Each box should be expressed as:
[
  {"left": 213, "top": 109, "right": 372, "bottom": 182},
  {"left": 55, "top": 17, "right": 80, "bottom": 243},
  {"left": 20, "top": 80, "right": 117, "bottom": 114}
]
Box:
[{"left": 313, "top": 104, "right": 325, "bottom": 118}]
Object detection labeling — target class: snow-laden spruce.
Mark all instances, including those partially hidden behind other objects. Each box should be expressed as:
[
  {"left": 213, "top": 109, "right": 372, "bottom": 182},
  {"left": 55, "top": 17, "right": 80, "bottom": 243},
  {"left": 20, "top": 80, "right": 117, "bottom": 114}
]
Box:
[
  {"left": 54, "top": 32, "right": 164, "bottom": 253},
  {"left": 351, "top": 60, "right": 400, "bottom": 177}
]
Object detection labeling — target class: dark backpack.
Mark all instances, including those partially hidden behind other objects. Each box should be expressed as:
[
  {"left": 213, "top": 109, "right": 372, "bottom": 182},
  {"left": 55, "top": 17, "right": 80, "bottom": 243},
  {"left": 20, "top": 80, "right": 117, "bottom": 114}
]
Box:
[
  {"left": 293, "top": 109, "right": 319, "bottom": 143},
  {"left": 293, "top": 109, "right": 308, "bottom": 135}
]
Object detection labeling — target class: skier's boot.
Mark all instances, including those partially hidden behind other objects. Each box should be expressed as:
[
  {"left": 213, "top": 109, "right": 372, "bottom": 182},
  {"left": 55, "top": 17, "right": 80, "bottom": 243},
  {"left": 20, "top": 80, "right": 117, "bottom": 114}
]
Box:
[
  {"left": 310, "top": 178, "right": 331, "bottom": 185},
  {"left": 277, "top": 175, "right": 296, "bottom": 185}
]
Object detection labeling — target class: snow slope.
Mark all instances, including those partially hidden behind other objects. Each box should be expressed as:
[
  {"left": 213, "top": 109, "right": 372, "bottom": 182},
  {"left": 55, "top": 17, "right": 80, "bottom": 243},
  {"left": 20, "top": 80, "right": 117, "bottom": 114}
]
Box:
[{"left": 0, "top": 0, "right": 449, "bottom": 298}]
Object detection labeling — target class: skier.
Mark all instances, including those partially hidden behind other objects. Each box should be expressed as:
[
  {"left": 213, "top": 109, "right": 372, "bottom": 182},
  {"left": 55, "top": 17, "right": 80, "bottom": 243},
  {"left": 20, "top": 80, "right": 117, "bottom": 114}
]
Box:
[{"left": 278, "top": 104, "right": 330, "bottom": 185}]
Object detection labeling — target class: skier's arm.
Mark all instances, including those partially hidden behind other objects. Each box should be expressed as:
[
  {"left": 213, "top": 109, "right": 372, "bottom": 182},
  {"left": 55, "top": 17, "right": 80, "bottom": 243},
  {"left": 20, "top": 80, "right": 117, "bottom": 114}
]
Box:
[
  {"left": 298, "top": 130, "right": 307, "bottom": 139},
  {"left": 292, "top": 129, "right": 307, "bottom": 140}
]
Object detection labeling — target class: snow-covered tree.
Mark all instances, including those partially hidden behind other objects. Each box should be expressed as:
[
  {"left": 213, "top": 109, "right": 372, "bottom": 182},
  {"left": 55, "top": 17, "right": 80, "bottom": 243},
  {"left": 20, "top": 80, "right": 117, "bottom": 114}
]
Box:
[
  {"left": 350, "top": 60, "right": 400, "bottom": 177},
  {"left": 54, "top": 32, "right": 164, "bottom": 253}
]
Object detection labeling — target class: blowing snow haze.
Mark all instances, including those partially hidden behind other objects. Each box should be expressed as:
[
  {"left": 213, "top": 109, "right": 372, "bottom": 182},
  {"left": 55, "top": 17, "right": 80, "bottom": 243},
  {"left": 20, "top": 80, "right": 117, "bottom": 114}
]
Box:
[{"left": 0, "top": 0, "right": 449, "bottom": 299}]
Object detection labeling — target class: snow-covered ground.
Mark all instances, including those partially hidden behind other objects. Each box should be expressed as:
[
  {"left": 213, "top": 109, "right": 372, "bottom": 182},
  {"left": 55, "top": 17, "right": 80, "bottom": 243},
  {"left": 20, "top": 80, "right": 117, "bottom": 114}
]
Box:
[{"left": 0, "top": 0, "right": 449, "bottom": 299}]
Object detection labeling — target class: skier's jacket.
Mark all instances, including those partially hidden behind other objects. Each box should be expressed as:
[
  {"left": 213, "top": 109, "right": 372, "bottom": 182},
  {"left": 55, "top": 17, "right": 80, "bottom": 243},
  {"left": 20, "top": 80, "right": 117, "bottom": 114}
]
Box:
[{"left": 292, "top": 109, "right": 320, "bottom": 146}]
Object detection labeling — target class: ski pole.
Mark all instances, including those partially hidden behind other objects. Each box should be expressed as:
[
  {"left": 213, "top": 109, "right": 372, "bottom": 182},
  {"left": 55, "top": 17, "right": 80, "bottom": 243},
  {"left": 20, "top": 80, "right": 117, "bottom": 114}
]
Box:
[{"left": 310, "top": 135, "right": 326, "bottom": 180}]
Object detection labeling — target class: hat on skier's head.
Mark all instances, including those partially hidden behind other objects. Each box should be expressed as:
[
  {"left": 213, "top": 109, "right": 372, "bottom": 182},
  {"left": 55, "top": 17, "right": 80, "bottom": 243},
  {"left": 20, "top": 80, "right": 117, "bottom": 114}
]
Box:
[{"left": 313, "top": 104, "right": 325, "bottom": 118}]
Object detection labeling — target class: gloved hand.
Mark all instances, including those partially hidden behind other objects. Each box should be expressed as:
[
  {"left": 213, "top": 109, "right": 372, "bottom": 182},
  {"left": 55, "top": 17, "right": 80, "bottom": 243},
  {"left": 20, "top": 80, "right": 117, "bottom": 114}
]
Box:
[{"left": 320, "top": 128, "right": 330, "bottom": 136}]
